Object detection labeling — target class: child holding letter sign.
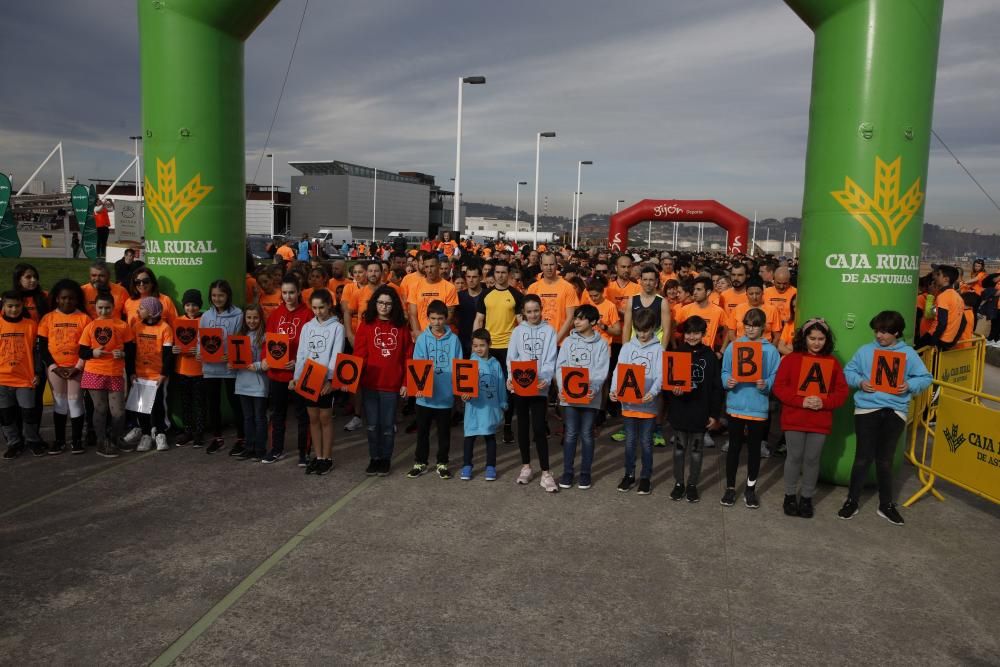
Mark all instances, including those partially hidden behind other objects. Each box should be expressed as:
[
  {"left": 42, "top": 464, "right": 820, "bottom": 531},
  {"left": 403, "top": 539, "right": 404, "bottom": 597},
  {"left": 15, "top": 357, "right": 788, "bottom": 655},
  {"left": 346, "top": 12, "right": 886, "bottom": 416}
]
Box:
[
  {"left": 460, "top": 329, "right": 508, "bottom": 481},
  {"left": 555, "top": 304, "right": 609, "bottom": 490},
  {"left": 720, "top": 308, "right": 780, "bottom": 509},
  {"left": 293, "top": 289, "right": 345, "bottom": 476},
  {"left": 198, "top": 280, "right": 244, "bottom": 456},
  {"left": 665, "top": 316, "right": 723, "bottom": 503},
  {"left": 772, "top": 318, "right": 848, "bottom": 518},
  {"left": 609, "top": 309, "right": 662, "bottom": 495},
  {"left": 234, "top": 304, "right": 270, "bottom": 461},
  {"left": 838, "top": 311, "right": 931, "bottom": 525}
]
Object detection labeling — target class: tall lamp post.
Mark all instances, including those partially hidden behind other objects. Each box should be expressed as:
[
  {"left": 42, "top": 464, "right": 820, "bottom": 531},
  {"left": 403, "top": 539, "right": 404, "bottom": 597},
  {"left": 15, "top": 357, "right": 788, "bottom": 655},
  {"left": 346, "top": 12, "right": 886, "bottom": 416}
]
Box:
[
  {"left": 532, "top": 131, "right": 556, "bottom": 247},
  {"left": 265, "top": 153, "right": 275, "bottom": 235},
  {"left": 453, "top": 75, "right": 486, "bottom": 234},
  {"left": 574, "top": 160, "right": 592, "bottom": 247},
  {"left": 514, "top": 180, "right": 527, "bottom": 239},
  {"left": 615, "top": 198, "right": 625, "bottom": 213}
]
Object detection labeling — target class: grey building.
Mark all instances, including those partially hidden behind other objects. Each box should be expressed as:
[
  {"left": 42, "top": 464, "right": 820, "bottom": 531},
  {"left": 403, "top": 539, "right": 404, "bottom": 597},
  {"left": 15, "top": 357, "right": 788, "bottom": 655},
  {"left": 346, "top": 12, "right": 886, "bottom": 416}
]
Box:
[{"left": 289, "top": 160, "right": 459, "bottom": 243}]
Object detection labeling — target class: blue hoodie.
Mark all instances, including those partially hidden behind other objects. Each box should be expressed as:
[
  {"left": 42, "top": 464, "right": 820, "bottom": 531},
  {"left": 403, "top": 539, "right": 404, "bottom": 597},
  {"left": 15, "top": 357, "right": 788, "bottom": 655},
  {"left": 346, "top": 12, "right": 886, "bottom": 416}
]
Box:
[
  {"left": 844, "top": 339, "right": 932, "bottom": 415},
  {"left": 506, "top": 320, "right": 558, "bottom": 397},
  {"left": 720, "top": 336, "right": 780, "bottom": 419},
  {"left": 609, "top": 335, "right": 663, "bottom": 417},
  {"left": 557, "top": 329, "right": 610, "bottom": 410},
  {"left": 414, "top": 325, "right": 463, "bottom": 409},
  {"left": 198, "top": 305, "right": 243, "bottom": 379},
  {"left": 463, "top": 353, "right": 508, "bottom": 436},
  {"left": 234, "top": 334, "right": 268, "bottom": 398},
  {"left": 293, "top": 315, "right": 346, "bottom": 383}
]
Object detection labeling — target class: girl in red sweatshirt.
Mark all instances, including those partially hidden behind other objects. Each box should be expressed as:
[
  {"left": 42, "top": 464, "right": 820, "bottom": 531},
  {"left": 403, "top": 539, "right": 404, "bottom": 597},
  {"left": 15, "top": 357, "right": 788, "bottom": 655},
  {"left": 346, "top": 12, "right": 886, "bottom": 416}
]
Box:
[
  {"left": 354, "top": 285, "right": 413, "bottom": 476},
  {"left": 262, "top": 274, "right": 313, "bottom": 465},
  {"left": 772, "top": 317, "right": 848, "bottom": 518}
]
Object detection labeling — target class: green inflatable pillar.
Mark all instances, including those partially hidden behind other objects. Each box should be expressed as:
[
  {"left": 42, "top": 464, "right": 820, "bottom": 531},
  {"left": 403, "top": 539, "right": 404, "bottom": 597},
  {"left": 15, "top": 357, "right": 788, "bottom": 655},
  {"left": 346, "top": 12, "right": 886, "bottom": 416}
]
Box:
[
  {"left": 787, "top": 0, "right": 944, "bottom": 484},
  {"left": 138, "top": 0, "right": 279, "bottom": 304}
]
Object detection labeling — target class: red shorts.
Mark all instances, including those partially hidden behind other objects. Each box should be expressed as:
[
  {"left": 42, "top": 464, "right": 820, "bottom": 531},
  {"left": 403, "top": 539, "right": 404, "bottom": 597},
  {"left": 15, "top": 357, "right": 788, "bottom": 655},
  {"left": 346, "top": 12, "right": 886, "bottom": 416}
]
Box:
[{"left": 80, "top": 372, "right": 125, "bottom": 392}]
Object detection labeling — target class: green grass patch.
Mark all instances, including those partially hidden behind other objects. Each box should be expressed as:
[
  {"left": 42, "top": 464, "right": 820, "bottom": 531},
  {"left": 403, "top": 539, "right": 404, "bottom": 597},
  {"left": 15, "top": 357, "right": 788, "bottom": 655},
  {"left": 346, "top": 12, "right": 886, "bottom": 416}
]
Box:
[{"left": 0, "top": 258, "right": 92, "bottom": 289}]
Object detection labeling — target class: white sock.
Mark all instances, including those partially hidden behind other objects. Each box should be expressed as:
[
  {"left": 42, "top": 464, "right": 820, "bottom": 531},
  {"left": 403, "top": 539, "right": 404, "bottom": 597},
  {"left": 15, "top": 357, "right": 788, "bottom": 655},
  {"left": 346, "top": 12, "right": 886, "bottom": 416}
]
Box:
[{"left": 747, "top": 478, "right": 757, "bottom": 487}]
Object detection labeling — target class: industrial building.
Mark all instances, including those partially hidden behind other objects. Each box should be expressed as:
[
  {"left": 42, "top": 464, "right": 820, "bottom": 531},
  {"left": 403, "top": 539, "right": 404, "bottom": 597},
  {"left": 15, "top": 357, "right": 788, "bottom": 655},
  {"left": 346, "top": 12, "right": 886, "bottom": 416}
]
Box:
[{"left": 289, "top": 160, "right": 458, "bottom": 243}]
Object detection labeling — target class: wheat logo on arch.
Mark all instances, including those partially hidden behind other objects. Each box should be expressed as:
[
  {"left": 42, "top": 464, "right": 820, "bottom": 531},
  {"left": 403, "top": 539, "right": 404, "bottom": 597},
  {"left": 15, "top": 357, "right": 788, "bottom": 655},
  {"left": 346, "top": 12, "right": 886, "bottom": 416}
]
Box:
[
  {"left": 145, "top": 157, "right": 213, "bottom": 235},
  {"left": 831, "top": 156, "right": 924, "bottom": 246}
]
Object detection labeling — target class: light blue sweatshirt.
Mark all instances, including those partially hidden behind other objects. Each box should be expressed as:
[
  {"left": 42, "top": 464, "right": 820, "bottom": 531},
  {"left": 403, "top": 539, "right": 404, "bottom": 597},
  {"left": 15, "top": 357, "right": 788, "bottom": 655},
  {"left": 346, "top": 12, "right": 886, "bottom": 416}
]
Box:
[
  {"left": 198, "top": 305, "right": 243, "bottom": 379},
  {"left": 610, "top": 335, "right": 664, "bottom": 417},
  {"left": 506, "top": 320, "right": 558, "bottom": 397},
  {"left": 556, "top": 329, "right": 610, "bottom": 410},
  {"left": 720, "top": 336, "right": 781, "bottom": 419},
  {"left": 293, "top": 315, "right": 345, "bottom": 383},
  {"left": 414, "top": 326, "right": 463, "bottom": 409},
  {"left": 234, "top": 335, "right": 268, "bottom": 398},
  {"left": 843, "top": 339, "right": 932, "bottom": 414},
  {"left": 463, "top": 353, "right": 508, "bottom": 436}
]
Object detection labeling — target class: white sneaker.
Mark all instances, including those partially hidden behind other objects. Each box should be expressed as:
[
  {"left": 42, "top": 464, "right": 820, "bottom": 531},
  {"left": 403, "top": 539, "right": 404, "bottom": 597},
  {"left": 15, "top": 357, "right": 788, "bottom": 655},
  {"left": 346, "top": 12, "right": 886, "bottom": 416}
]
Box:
[
  {"left": 123, "top": 427, "right": 143, "bottom": 445},
  {"left": 760, "top": 441, "right": 771, "bottom": 458},
  {"left": 155, "top": 433, "right": 169, "bottom": 451},
  {"left": 344, "top": 416, "right": 363, "bottom": 431},
  {"left": 137, "top": 434, "right": 153, "bottom": 452},
  {"left": 516, "top": 464, "right": 533, "bottom": 485},
  {"left": 540, "top": 471, "right": 559, "bottom": 493}
]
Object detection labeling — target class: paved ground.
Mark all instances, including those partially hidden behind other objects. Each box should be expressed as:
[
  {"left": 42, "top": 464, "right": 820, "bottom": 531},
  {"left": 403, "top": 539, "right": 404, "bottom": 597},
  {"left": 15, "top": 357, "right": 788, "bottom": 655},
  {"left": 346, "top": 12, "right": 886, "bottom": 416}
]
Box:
[{"left": 2, "top": 368, "right": 999, "bottom": 666}]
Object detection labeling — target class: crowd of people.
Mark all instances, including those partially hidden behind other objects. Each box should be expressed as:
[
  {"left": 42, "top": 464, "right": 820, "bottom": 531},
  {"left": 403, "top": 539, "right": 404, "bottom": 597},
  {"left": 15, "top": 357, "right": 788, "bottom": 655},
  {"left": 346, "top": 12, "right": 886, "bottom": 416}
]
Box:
[{"left": 2, "top": 236, "right": 996, "bottom": 526}]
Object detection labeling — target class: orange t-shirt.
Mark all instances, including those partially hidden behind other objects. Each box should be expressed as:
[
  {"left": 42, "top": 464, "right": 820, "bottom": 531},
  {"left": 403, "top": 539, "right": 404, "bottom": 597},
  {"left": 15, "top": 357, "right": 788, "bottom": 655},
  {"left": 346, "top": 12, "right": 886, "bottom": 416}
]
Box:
[
  {"left": 729, "top": 302, "right": 781, "bottom": 339},
  {"left": 0, "top": 317, "right": 37, "bottom": 387},
  {"left": 763, "top": 285, "right": 797, "bottom": 323},
  {"left": 399, "top": 271, "right": 423, "bottom": 305},
  {"left": 38, "top": 310, "right": 91, "bottom": 368},
  {"left": 709, "top": 291, "right": 722, "bottom": 307},
  {"left": 133, "top": 320, "right": 174, "bottom": 380},
  {"left": 527, "top": 277, "right": 579, "bottom": 335},
  {"left": 79, "top": 318, "right": 133, "bottom": 377},
  {"left": 916, "top": 293, "right": 935, "bottom": 338},
  {"left": 245, "top": 274, "right": 258, "bottom": 304},
  {"left": 343, "top": 282, "right": 379, "bottom": 331},
  {"left": 935, "top": 289, "right": 966, "bottom": 344},
  {"left": 22, "top": 292, "right": 48, "bottom": 322},
  {"left": 961, "top": 271, "right": 986, "bottom": 296},
  {"left": 173, "top": 316, "right": 203, "bottom": 377},
  {"left": 676, "top": 301, "right": 727, "bottom": 349},
  {"left": 408, "top": 278, "right": 459, "bottom": 331},
  {"left": 81, "top": 282, "right": 128, "bottom": 320},
  {"left": 123, "top": 294, "right": 178, "bottom": 327},
  {"left": 604, "top": 280, "right": 641, "bottom": 343},
  {"left": 659, "top": 271, "right": 678, "bottom": 286},
  {"left": 720, "top": 288, "right": 748, "bottom": 320},
  {"left": 327, "top": 277, "right": 348, "bottom": 300},
  {"left": 592, "top": 299, "right": 620, "bottom": 345},
  {"left": 276, "top": 245, "right": 295, "bottom": 262},
  {"left": 258, "top": 290, "right": 282, "bottom": 321}
]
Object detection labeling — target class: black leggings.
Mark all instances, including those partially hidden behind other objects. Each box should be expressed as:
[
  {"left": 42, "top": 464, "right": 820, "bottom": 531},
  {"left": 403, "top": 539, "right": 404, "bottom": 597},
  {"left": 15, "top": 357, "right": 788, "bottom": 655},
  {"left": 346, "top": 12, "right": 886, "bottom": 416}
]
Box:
[
  {"left": 989, "top": 316, "right": 1000, "bottom": 342},
  {"left": 138, "top": 384, "right": 167, "bottom": 435},
  {"left": 415, "top": 405, "right": 451, "bottom": 465},
  {"left": 725, "top": 416, "right": 768, "bottom": 488},
  {"left": 515, "top": 395, "right": 549, "bottom": 470},
  {"left": 204, "top": 377, "right": 244, "bottom": 439},
  {"left": 849, "top": 409, "right": 906, "bottom": 505}
]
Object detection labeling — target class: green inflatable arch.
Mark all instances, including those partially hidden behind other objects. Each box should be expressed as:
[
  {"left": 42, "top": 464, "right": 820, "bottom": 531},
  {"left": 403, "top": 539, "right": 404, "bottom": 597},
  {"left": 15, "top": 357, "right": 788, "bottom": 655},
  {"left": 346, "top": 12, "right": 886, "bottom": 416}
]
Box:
[{"left": 137, "top": 0, "right": 944, "bottom": 485}]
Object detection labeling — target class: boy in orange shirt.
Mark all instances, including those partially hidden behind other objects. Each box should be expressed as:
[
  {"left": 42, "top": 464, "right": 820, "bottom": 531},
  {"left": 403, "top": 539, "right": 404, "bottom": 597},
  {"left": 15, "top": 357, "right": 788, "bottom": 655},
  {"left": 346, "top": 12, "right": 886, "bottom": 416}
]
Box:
[{"left": 0, "top": 291, "right": 44, "bottom": 459}]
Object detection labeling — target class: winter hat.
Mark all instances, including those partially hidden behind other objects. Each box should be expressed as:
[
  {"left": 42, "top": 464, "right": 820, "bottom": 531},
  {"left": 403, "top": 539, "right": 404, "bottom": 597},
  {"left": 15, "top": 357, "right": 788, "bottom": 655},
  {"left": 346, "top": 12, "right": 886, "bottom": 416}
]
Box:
[
  {"left": 140, "top": 296, "right": 162, "bottom": 318},
  {"left": 182, "top": 289, "right": 203, "bottom": 307}
]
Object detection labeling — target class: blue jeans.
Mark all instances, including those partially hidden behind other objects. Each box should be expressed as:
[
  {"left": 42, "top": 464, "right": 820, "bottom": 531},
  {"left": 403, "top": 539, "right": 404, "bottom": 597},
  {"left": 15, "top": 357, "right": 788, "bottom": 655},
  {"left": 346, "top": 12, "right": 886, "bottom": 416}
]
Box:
[
  {"left": 562, "top": 407, "right": 597, "bottom": 477},
  {"left": 624, "top": 416, "right": 655, "bottom": 479},
  {"left": 239, "top": 395, "right": 268, "bottom": 457},
  {"left": 363, "top": 388, "right": 398, "bottom": 461}
]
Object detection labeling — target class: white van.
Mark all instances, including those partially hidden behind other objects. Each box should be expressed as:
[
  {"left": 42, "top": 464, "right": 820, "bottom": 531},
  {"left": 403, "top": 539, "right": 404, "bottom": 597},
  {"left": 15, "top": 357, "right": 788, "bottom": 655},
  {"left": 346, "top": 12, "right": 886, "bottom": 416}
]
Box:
[{"left": 385, "top": 231, "right": 426, "bottom": 248}]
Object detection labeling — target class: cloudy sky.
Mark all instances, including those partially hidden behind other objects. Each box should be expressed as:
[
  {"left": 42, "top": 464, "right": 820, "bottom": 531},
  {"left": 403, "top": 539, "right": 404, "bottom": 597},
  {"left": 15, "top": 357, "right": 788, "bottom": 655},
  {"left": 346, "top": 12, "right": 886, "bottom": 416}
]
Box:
[{"left": 3, "top": 0, "right": 998, "bottom": 232}]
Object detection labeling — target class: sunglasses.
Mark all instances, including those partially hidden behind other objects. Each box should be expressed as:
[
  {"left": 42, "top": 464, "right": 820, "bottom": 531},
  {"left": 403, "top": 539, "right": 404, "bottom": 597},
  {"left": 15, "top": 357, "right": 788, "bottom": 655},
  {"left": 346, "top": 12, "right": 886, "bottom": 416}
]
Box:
[{"left": 134, "top": 278, "right": 152, "bottom": 285}]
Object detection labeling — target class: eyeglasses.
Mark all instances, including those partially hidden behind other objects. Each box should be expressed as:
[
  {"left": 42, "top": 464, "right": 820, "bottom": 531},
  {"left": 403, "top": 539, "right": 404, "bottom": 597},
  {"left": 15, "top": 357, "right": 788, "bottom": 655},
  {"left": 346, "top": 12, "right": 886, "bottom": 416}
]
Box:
[
  {"left": 134, "top": 278, "right": 152, "bottom": 285},
  {"left": 743, "top": 322, "right": 763, "bottom": 329},
  {"left": 375, "top": 300, "right": 393, "bottom": 307}
]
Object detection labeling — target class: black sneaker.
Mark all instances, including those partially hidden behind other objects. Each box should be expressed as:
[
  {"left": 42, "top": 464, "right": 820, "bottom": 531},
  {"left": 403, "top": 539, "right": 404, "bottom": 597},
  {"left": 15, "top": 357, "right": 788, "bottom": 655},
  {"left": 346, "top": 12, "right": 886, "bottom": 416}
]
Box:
[
  {"left": 48, "top": 441, "right": 66, "bottom": 456},
  {"left": 70, "top": 441, "right": 85, "bottom": 455},
  {"left": 558, "top": 473, "right": 574, "bottom": 489},
  {"left": 306, "top": 458, "right": 321, "bottom": 474},
  {"left": 502, "top": 425, "right": 514, "bottom": 444},
  {"left": 405, "top": 421, "right": 417, "bottom": 434},
  {"left": 617, "top": 474, "right": 635, "bottom": 492},
  {"left": 365, "top": 459, "right": 379, "bottom": 476},
  {"left": 837, "top": 498, "right": 859, "bottom": 520},
  {"left": 436, "top": 463, "right": 452, "bottom": 480},
  {"left": 317, "top": 459, "right": 334, "bottom": 476},
  {"left": 260, "top": 451, "right": 285, "bottom": 464},
  {"left": 578, "top": 473, "right": 592, "bottom": 489},
  {"left": 406, "top": 463, "right": 427, "bottom": 478},
  {"left": 3, "top": 445, "right": 22, "bottom": 461},
  {"left": 377, "top": 459, "right": 391, "bottom": 477},
  {"left": 685, "top": 484, "right": 700, "bottom": 503},
  {"left": 798, "top": 497, "right": 814, "bottom": 519},
  {"left": 117, "top": 438, "right": 136, "bottom": 453},
  {"left": 637, "top": 478, "right": 652, "bottom": 495},
  {"left": 206, "top": 439, "right": 224, "bottom": 455},
  {"left": 744, "top": 486, "right": 760, "bottom": 509},
  {"left": 175, "top": 431, "right": 193, "bottom": 447},
  {"left": 783, "top": 494, "right": 799, "bottom": 516},
  {"left": 877, "top": 503, "right": 904, "bottom": 526},
  {"left": 192, "top": 440, "right": 205, "bottom": 449},
  {"left": 236, "top": 449, "right": 256, "bottom": 461},
  {"left": 669, "top": 483, "right": 685, "bottom": 501},
  {"left": 30, "top": 441, "right": 47, "bottom": 457},
  {"left": 720, "top": 488, "right": 736, "bottom": 506},
  {"left": 228, "top": 444, "right": 246, "bottom": 457}
]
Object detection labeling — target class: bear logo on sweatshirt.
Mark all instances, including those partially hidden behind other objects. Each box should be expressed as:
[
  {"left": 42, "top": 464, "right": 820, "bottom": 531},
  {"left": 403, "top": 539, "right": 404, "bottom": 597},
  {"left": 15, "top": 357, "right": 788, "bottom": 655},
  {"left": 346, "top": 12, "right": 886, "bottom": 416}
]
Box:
[
  {"left": 568, "top": 341, "right": 591, "bottom": 366},
  {"left": 522, "top": 329, "right": 544, "bottom": 358},
  {"left": 479, "top": 369, "right": 496, "bottom": 400},
  {"left": 374, "top": 327, "right": 398, "bottom": 357},
  {"left": 307, "top": 334, "right": 326, "bottom": 360},
  {"left": 628, "top": 350, "right": 653, "bottom": 372},
  {"left": 691, "top": 357, "right": 707, "bottom": 388}
]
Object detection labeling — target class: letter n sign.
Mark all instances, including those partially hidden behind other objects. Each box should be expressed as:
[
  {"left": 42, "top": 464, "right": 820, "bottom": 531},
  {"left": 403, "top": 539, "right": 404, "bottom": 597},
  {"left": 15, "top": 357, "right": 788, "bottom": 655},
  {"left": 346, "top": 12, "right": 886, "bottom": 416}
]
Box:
[{"left": 871, "top": 350, "right": 906, "bottom": 393}]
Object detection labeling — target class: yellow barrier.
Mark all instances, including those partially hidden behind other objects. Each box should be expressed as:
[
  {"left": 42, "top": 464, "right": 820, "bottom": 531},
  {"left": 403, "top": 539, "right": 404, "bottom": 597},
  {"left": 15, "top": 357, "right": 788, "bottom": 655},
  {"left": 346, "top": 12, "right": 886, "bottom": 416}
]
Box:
[{"left": 904, "top": 378, "right": 1000, "bottom": 507}]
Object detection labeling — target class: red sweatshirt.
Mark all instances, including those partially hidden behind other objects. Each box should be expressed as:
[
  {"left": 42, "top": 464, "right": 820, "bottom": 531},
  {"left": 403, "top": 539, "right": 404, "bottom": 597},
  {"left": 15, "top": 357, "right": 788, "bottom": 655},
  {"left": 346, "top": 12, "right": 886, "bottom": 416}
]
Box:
[
  {"left": 772, "top": 351, "right": 849, "bottom": 434},
  {"left": 353, "top": 319, "right": 413, "bottom": 392},
  {"left": 265, "top": 301, "right": 314, "bottom": 383}
]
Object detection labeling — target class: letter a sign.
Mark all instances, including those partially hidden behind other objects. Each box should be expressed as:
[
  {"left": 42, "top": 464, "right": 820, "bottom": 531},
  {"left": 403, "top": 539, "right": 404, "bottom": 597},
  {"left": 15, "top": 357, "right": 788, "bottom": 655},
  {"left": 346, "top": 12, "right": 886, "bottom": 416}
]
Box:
[{"left": 796, "top": 357, "right": 834, "bottom": 397}]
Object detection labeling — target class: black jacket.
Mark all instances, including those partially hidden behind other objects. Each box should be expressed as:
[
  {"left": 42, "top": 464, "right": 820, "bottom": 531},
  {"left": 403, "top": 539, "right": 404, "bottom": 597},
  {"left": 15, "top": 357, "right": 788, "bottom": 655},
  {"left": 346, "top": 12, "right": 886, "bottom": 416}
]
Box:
[{"left": 666, "top": 342, "right": 723, "bottom": 433}]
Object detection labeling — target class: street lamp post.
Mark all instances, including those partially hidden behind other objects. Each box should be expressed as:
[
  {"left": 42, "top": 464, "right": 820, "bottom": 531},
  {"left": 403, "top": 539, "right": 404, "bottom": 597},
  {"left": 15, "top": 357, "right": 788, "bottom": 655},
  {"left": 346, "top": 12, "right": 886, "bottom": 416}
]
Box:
[
  {"left": 514, "top": 180, "right": 527, "bottom": 239},
  {"left": 532, "top": 132, "right": 556, "bottom": 247},
  {"left": 574, "top": 160, "right": 592, "bottom": 247},
  {"left": 373, "top": 167, "right": 377, "bottom": 247},
  {"left": 265, "top": 153, "right": 275, "bottom": 235},
  {"left": 453, "top": 75, "right": 486, "bottom": 234},
  {"left": 129, "top": 135, "right": 142, "bottom": 199},
  {"left": 615, "top": 199, "right": 625, "bottom": 213}
]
